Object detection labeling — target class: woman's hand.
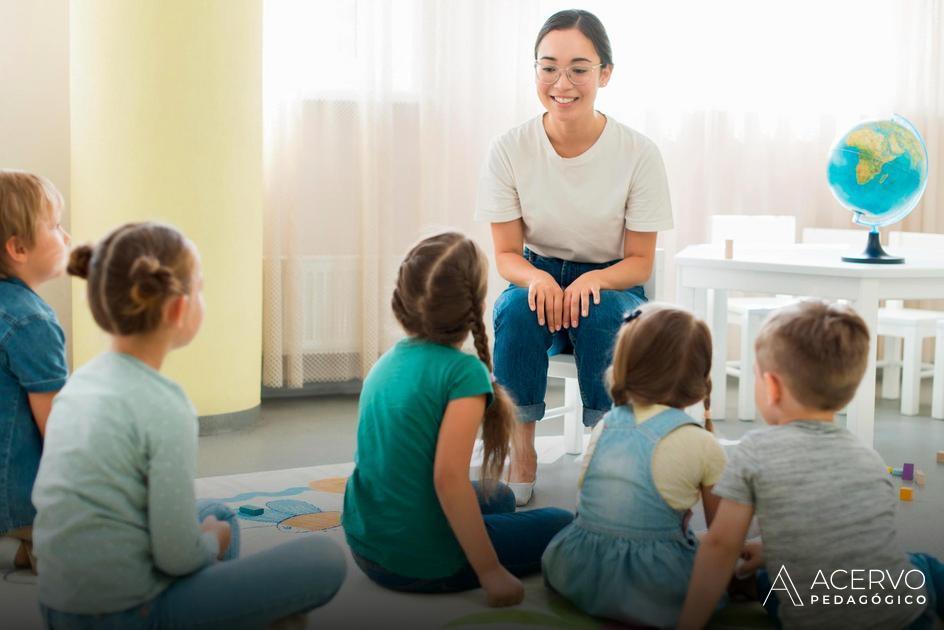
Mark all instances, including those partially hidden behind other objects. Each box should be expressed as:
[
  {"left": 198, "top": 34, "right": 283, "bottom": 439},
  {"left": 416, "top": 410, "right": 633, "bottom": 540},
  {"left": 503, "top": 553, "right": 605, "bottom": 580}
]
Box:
[
  {"left": 528, "top": 270, "right": 563, "bottom": 332},
  {"left": 479, "top": 565, "right": 525, "bottom": 607},
  {"left": 562, "top": 270, "right": 602, "bottom": 328}
]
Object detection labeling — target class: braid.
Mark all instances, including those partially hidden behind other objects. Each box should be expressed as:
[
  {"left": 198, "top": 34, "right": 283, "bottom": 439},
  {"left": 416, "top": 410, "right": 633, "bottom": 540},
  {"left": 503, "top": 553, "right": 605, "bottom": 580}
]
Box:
[{"left": 702, "top": 374, "right": 714, "bottom": 433}]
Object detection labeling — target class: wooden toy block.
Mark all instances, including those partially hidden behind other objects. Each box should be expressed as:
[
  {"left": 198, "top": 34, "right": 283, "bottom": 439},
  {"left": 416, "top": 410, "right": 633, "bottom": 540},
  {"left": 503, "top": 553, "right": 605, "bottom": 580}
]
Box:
[
  {"left": 937, "top": 451, "right": 944, "bottom": 464},
  {"left": 915, "top": 470, "right": 926, "bottom": 487},
  {"left": 239, "top": 505, "right": 264, "bottom": 516},
  {"left": 899, "top": 487, "right": 913, "bottom": 501},
  {"left": 902, "top": 463, "right": 914, "bottom": 481},
  {"left": 891, "top": 467, "right": 903, "bottom": 477}
]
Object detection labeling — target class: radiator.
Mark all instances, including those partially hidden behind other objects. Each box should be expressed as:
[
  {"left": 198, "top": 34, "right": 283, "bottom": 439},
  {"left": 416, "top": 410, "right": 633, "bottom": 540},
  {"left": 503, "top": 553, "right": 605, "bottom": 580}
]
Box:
[
  {"left": 299, "top": 255, "right": 401, "bottom": 353},
  {"left": 299, "top": 255, "right": 360, "bottom": 353}
]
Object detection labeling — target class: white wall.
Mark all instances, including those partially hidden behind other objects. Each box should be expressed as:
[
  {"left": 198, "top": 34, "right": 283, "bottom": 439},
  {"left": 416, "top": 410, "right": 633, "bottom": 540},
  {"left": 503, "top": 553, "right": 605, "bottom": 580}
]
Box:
[{"left": 0, "top": 0, "right": 71, "bottom": 356}]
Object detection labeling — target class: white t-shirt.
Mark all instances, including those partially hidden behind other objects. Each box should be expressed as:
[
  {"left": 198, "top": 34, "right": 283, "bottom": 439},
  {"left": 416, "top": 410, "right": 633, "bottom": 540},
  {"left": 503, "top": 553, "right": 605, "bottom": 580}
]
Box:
[{"left": 475, "top": 114, "right": 673, "bottom": 263}]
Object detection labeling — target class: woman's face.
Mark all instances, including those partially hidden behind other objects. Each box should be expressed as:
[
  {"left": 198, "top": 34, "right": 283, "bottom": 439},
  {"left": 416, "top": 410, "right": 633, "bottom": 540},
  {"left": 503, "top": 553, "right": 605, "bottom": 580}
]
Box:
[{"left": 534, "top": 28, "right": 611, "bottom": 122}]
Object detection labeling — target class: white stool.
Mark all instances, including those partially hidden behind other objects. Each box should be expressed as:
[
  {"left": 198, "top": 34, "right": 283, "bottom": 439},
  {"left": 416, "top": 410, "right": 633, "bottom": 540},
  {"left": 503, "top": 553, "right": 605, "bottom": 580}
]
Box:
[
  {"left": 932, "top": 319, "right": 944, "bottom": 420},
  {"left": 541, "top": 249, "right": 664, "bottom": 454}
]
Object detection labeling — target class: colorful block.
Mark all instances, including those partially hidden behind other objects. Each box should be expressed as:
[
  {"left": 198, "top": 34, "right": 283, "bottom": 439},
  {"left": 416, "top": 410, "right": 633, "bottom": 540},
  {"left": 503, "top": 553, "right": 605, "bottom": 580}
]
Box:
[
  {"left": 891, "top": 467, "right": 903, "bottom": 477},
  {"left": 239, "top": 505, "right": 264, "bottom": 516},
  {"left": 915, "top": 470, "right": 926, "bottom": 487},
  {"left": 902, "top": 463, "right": 914, "bottom": 481},
  {"left": 899, "top": 487, "right": 913, "bottom": 501}
]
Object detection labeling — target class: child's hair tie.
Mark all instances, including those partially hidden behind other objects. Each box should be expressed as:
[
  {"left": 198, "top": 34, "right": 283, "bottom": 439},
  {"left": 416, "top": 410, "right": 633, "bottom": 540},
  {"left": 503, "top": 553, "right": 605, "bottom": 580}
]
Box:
[{"left": 623, "top": 309, "right": 643, "bottom": 324}]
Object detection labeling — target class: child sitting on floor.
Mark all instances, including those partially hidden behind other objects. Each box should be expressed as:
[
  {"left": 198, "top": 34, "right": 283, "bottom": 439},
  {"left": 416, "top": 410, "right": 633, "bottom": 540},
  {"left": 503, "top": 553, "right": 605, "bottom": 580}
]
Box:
[
  {"left": 0, "top": 171, "right": 70, "bottom": 575},
  {"left": 343, "top": 232, "right": 573, "bottom": 609},
  {"left": 679, "top": 300, "right": 943, "bottom": 629},
  {"left": 32, "top": 222, "right": 346, "bottom": 628},
  {"left": 542, "top": 304, "right": 727, "bottom": 627}
]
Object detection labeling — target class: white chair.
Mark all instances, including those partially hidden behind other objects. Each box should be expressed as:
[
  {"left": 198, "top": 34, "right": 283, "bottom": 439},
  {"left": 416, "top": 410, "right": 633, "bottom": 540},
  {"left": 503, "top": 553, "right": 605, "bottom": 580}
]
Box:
[
  {"left": 802, "top": 228, "right": 941, "bottom": 415},
  {"left": 933, "top": 319, "right": 944, "bottom": 420},
  {"left": 544, "top": 249, "right": 664, "bottom": 455},
  {"left": 886, "top": 231, "right": 944, "bottom": 415},
  {"left": 712, "top": 215, "right": 798, "bottom": 421}
]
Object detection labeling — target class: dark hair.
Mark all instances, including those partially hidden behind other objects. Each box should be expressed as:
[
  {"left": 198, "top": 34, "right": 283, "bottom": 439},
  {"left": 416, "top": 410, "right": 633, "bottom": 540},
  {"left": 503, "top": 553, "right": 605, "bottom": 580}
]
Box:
[
  {"left": 534, "top": 9, "right": 613, "bottom": 67},
  {"left": 392, "top": 232, "right": 515, "bottom": 487},
  {"left": 67, "top": 222, "right": 195, "bottom": 336},
  {"left": 608, "top": 303, "right": 714, "bottom": 432}
]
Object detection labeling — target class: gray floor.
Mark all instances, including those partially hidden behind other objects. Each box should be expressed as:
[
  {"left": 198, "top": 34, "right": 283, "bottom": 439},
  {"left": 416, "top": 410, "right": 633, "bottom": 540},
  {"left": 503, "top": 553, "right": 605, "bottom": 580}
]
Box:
[{"left": 198, "top": 379, "right": 944, "bottom": 558}]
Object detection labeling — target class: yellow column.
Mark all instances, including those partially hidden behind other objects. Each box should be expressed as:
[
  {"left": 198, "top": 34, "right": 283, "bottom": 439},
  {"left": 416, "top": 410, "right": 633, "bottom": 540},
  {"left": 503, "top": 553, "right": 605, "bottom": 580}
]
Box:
[{"left": 70, "top": 0, "right": 262, "bottom": 425}]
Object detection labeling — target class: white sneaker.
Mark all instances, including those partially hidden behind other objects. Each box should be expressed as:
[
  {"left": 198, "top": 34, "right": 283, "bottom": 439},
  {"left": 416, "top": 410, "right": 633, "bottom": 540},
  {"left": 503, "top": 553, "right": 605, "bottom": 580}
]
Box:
[{"left": 508, "top": 481, "right": 535, "bottom": 507}]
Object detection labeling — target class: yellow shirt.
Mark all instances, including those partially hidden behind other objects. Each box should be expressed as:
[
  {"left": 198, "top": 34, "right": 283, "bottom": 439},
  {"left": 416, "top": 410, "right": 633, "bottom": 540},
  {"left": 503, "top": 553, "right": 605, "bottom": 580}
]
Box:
[{"left": 579, "top": 404, "right": 727, "bottom": 511}]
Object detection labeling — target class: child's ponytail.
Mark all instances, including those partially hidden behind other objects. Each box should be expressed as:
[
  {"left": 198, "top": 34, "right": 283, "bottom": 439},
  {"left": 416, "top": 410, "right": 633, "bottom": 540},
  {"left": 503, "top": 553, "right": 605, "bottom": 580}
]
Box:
[
  {"left": 702, "top": 374, "right": 714, "bottom": 433},
  {"left": 470, "top": 305, "right": 514, "bottom": 488}
]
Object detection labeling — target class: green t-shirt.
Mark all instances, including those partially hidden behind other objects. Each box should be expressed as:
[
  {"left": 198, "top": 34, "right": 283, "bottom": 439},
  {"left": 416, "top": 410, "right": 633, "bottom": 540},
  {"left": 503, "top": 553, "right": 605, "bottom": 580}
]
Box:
[{"left": 342, "top": 338, "right": 493, "bottom": 578}]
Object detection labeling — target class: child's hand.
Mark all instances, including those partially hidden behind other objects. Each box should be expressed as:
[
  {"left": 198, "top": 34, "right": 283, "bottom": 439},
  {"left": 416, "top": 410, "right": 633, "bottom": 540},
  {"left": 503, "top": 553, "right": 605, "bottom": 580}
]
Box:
[
  {"left": 200, "top": 515, "right": 232, "bottom": 560},
  {"left": 528, "top": 270, "right": 564, "bottom": 332},
  {"left": 736, "top": 540, "right": 764, "bottom": 578},
  {"left": 479, "top": 566, "right": 525, "bottom": 607}
]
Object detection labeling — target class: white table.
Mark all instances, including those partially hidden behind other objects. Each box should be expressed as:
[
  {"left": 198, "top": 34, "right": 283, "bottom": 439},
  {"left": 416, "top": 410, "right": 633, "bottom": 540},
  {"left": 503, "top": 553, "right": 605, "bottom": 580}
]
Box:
[{"left": 675, "top": 243, "right": 944, "bottom": 446}]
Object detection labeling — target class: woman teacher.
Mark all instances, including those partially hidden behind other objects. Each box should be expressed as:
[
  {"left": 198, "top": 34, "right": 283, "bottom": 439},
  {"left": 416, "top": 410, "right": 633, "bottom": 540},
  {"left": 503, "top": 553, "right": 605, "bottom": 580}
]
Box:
[{"left": 475, "top": 10, "right": 673, "bottom": 505}]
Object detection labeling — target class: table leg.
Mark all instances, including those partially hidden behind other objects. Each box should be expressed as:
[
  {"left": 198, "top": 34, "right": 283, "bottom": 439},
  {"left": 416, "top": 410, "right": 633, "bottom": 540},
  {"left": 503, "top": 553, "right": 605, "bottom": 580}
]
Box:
[
  {"left": 710, "top": 289, "right": 728, "bottom": 421},
  {"left": 848, "top": 281, "right": 879, "bottom": 446}
]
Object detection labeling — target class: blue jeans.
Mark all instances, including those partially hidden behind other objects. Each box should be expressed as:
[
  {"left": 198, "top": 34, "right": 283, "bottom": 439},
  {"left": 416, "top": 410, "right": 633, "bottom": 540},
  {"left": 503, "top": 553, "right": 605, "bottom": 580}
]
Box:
[
  {"left": 352, "top": 481, "right": 574, "bottom": 593},
  {"left": 493, "top": 249, "right": 647, "bottom": 427},
  {"left": 757, "top": 553, "right": 944, "bottom": 629},
  {"left": 40, "top": 501, "right": 346, "bottom": 629}
]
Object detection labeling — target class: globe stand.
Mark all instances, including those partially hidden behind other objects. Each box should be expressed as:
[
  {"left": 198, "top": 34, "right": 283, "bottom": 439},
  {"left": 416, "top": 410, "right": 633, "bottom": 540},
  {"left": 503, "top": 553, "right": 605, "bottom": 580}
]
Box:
[{"left": 842, "top": 229, "right": 904, "bottom": 264}]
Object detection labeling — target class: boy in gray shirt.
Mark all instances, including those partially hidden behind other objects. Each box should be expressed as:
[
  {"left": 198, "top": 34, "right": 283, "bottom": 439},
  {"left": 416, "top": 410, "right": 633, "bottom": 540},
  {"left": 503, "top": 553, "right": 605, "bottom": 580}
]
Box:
[{"left": 679, "top": 300, "right": 942, "bottom": 629}]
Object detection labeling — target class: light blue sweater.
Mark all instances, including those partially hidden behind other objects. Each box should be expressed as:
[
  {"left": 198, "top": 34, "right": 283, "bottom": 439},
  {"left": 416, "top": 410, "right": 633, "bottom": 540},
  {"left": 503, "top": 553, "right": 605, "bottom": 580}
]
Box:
[{"left": 32, "top": 352, "right": 218, "bottom": 613}]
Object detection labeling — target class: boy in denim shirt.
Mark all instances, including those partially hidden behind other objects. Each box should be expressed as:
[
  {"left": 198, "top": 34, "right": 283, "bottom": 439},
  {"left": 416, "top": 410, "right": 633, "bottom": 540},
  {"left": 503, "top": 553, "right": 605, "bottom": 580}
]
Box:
[{"left": 0, "top": 170, "right": 70, "bottom": 572}]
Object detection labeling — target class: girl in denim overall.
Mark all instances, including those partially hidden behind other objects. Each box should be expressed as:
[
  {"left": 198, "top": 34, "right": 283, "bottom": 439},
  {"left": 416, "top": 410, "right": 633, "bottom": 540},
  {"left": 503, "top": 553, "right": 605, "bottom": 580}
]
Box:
[{"left": 542, "top": 304, "right": 726, "bottom": 627}]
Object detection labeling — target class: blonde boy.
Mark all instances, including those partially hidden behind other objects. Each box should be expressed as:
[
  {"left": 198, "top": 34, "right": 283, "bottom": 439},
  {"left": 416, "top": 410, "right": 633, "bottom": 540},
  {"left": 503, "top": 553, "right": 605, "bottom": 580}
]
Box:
[
  {"left": 0, "top": 170, "right": 70, "bottom": 571},
  {"left": 679, "top": 300, "right": 942, "bottom": 629}
]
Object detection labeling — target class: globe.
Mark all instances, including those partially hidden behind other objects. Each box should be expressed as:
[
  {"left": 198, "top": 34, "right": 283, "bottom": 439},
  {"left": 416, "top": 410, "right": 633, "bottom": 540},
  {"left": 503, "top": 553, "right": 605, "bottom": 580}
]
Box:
[{"left": 826, "top": 115, "right": 928, "bottom": 263}]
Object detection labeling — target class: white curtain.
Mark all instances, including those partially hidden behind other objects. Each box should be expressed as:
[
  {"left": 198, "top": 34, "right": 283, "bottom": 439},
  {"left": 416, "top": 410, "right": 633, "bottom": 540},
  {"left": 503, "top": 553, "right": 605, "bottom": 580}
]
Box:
[{"left": 262, "top": 0, "right": 944, "bottom": 389}]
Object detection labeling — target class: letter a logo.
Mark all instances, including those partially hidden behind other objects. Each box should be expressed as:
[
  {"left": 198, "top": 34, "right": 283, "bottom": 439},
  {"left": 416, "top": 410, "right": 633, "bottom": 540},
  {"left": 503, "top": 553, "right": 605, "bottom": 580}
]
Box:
[{"left": 763, "top": 565, "right": 804, "bottom": 607}]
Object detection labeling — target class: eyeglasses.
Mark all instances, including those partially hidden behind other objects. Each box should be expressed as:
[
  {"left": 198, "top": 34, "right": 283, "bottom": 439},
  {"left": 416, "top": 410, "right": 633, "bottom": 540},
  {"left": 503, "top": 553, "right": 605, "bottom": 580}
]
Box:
[
  {"left": 623, "top": 309, "right": 643, "bottom": 324},
  {"left": 534, "top": 61, "right": 604, "bottom": 86}
]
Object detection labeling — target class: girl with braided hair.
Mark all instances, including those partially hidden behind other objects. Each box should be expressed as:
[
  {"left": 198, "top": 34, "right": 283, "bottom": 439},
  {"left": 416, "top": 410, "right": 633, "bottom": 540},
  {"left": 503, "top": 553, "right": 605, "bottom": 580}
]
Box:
[
  {"left": 31, "top": 222, "right": 345, "bottom": 628},
  {"left": 343, "top": 232, "right": 573, "bottom": 608}
]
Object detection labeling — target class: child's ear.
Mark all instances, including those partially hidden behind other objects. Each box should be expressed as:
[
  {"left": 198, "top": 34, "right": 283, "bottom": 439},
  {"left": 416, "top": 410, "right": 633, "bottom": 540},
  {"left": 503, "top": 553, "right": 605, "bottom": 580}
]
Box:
[
  {"left": 4, "top": 236, "right": 28, "bottom": 264},
  {"left": 164, "top": 294, "right": 189, "bottom": 328},
  {"left": 763, "top": 371, "right": 783, "bottom": 406}
]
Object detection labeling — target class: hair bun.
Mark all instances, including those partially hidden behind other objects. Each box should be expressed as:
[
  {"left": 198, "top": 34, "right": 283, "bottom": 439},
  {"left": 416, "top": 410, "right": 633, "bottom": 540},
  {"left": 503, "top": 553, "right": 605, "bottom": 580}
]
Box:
[
  {"left": 127, "top": 255, "right": 177, "bottom": 315},
  {"left": 67, "top": 245, "right": 94, "bottom": 279}
]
